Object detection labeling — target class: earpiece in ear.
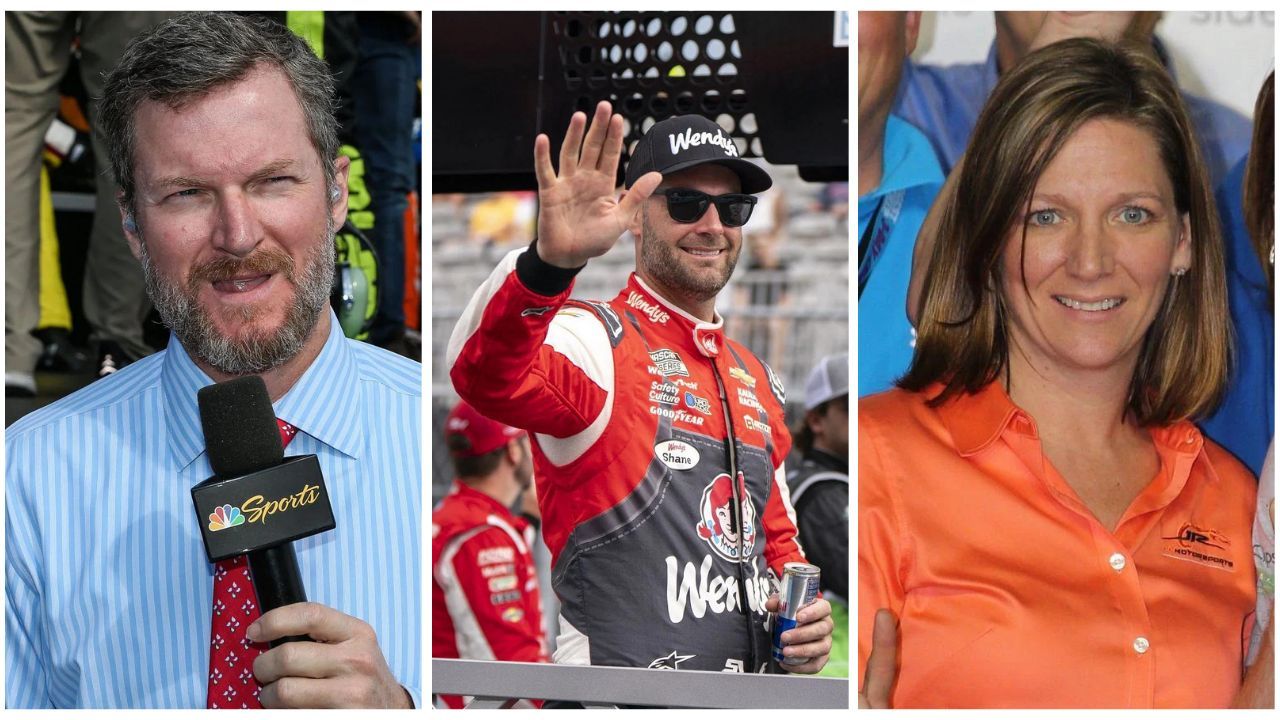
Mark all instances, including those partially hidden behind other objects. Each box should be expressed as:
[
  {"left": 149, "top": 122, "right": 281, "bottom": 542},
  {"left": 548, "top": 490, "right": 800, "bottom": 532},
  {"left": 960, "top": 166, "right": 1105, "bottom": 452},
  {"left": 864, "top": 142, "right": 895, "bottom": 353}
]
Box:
[
  {"left": 330, "top": 186, "right": 341, "bottom": 201},
  {"left": 123, "top": 214, "right": 138, "bottom": 234}
]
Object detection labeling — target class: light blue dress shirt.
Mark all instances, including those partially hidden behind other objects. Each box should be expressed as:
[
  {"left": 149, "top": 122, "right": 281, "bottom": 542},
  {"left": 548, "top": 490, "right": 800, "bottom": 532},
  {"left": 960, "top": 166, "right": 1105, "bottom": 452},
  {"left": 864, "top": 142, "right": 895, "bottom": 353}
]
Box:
[
  {"left": 894, "top": 39, "right": 1251, "bottom": 188},
  {"left": 6, "top": 313, "right": 421, "bottom": 708},
  {"left": 858, "top": 115, "right": 944, "bottom": 397}
]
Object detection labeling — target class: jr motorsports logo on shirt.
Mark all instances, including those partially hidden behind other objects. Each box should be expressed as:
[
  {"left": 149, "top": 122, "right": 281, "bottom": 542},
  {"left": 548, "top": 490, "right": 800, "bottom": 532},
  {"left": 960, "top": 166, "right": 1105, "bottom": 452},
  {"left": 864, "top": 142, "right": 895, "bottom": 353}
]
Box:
[{"left": 1162, "top": 523, "right": 1236, "bottom": 571}]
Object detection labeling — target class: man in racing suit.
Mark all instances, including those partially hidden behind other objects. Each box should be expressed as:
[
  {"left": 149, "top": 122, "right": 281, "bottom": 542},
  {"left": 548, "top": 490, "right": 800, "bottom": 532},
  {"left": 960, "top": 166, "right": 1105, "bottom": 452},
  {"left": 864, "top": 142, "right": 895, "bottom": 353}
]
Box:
[
  {"left": 432, "top": 401, "right": 548, "bottom": 707},
  {"left": 448, "top": 104, "right": 833, "bottom": 676}
]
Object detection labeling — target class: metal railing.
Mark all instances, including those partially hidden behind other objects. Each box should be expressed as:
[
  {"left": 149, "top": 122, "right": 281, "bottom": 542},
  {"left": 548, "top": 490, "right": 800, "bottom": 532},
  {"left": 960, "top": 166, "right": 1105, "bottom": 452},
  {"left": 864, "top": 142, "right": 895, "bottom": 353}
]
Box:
[{"left": 432, "top": 659, "right": 849, "bottom": 708}]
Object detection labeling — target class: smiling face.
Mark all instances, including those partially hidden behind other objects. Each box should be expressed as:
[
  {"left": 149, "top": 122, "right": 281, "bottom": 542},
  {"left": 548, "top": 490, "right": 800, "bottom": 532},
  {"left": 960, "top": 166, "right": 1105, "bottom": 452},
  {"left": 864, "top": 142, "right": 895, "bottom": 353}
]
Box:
[
  {"left": 1000, "top": 118, "right": 1191, "bottom": 380},
  {"left": 126, "top": 64, "right": 348, "bottom": 375},
  {"left": 632, "top": 163, "right": 744, "bottom": 318}
]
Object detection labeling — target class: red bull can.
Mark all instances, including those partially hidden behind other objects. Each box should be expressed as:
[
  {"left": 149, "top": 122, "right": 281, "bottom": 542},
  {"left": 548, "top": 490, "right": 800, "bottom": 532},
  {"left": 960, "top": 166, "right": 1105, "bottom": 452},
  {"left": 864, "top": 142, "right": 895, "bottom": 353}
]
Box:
[{"left": 771, "top": 562, "right": 821, "bottom": 666}]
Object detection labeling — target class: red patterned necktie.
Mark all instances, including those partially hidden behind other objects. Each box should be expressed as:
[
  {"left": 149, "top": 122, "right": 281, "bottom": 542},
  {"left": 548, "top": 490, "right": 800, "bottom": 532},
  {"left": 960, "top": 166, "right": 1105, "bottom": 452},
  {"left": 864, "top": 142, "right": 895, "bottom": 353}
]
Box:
[{"left": 206, "top": 418, "right": 297, "bottom": 708}]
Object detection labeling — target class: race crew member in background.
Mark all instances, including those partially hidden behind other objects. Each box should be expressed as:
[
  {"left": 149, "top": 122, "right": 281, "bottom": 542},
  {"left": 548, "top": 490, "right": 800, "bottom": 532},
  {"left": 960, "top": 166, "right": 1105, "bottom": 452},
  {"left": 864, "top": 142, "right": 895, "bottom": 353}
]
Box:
[
  {"left": 432, "top": 400, "right": 548, "bottom": 708},
  {"left": 787, "top": 353, "right": 850, "bottom": 678},
  {"left": 448, "top": 102, "right": 833, "bottom": 676}
]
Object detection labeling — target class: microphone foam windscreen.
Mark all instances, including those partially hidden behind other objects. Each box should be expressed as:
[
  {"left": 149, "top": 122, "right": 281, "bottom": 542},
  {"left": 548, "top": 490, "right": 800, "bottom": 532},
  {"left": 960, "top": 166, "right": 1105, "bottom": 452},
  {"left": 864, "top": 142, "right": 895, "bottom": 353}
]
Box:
[{"left": 198, "top": 376, "right": 284, "bottom": 478}]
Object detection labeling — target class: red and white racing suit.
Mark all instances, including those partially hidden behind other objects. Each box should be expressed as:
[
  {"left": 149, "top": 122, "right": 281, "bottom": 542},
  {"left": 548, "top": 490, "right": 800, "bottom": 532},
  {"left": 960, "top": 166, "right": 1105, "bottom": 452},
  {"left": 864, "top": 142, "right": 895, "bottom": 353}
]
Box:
[
  {"left": 432, "top": 482, "right": 548, "bottom": 708},
  {"left": 448, "top": 244, "right": 805, "bottom": 674}
]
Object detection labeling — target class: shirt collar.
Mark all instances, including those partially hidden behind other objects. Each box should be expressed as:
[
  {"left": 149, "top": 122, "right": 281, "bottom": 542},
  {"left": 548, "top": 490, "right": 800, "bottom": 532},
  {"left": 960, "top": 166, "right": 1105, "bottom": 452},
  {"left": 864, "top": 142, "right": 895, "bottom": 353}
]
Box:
[
  {"left": 162, "top": 310, "right": 363, "bottom": 470},
  {"left": 860, "top": 115, "right": 944, "bottom": 204},
  {"left": 624, "top": 274, "right": 726, "bottom": 358},
  {"left": 934, "top": 381, "right": 1027, "bottom": 457},
  {"left": 935, "top": 380, "right": 1206, "bottom": 460},
  {"left": 450, "top": 481, "right": 518, "bottom": 521}
]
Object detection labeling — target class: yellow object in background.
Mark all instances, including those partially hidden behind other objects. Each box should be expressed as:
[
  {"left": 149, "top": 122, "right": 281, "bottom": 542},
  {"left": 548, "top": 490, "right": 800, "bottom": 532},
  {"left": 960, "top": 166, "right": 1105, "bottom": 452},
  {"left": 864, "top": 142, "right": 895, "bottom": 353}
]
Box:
[{"left": 37, "top": 165, "right": 72, "bottom": 331}]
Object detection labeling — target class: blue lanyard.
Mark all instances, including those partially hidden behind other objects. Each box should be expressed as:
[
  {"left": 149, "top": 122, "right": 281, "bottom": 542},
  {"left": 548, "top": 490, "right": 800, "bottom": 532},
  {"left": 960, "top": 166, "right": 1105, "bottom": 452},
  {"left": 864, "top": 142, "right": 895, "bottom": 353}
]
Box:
[{"left": 858, "top": 190, "right": 903, "bottom": 298}]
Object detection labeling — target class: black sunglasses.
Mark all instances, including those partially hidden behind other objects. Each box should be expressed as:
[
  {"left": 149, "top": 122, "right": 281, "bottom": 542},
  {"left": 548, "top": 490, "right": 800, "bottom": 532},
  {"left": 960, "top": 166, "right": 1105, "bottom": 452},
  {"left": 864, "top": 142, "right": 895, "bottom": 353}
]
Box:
[{"left": 659, "top": 188, "right": 757, "bottom": 228}]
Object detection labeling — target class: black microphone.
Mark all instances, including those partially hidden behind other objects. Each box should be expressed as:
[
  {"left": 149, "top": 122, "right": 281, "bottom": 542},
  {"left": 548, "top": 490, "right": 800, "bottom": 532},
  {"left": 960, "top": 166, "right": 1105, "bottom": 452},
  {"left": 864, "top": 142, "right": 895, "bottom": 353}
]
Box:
[{"left": 192, "top": 376, "right": 336, "bottom": 647}]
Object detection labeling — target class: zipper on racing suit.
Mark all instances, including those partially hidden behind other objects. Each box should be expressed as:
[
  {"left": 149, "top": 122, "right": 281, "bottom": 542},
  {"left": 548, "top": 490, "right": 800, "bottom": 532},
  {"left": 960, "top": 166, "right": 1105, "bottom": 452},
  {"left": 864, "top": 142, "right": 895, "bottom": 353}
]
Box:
[{"left": 711, "top": 358, "right": 758, "bottom": 674}]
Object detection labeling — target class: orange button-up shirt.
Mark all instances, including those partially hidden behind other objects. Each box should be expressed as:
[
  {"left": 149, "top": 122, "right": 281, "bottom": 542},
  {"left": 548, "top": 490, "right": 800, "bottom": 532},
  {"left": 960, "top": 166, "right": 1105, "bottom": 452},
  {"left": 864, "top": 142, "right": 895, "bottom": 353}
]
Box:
[{"left": 859, "top": 383, "right": 1257, "bottom": 708}]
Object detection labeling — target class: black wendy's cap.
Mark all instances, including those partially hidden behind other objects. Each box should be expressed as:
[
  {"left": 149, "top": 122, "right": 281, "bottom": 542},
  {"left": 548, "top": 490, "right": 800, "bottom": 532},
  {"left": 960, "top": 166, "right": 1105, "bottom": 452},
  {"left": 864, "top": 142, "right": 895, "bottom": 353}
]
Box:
[{"left": 624, "top": 114, "right": 772, "bottom": 194}]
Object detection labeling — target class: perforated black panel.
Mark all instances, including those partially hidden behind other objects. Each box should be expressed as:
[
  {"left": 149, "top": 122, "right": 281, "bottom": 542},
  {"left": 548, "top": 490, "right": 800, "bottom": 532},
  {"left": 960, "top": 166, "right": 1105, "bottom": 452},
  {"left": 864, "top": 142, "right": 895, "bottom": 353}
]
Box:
[
  {"left": 433, "top": 11, "right": 847, "bottom": 193},
  {"left": 549, "top": 12, "right": 765, "bottom": 161}
]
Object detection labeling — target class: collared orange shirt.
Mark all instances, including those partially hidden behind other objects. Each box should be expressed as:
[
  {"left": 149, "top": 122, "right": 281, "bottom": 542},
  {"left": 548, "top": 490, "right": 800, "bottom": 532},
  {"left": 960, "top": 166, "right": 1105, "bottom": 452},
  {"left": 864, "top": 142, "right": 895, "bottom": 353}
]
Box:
[{"left": 859, "top": 383, "right": 1257, "bottom": 708}]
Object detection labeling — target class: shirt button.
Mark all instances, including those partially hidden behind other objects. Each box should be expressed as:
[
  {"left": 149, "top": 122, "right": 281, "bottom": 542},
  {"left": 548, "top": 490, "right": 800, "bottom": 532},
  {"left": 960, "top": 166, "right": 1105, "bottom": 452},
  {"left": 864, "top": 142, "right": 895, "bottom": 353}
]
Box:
[
  {"left": 1108, "top": 552, "right": 1126, "bottom": 572},
  {"left": 1133, "top": 637, "right": 1150, "bottom": 654}
]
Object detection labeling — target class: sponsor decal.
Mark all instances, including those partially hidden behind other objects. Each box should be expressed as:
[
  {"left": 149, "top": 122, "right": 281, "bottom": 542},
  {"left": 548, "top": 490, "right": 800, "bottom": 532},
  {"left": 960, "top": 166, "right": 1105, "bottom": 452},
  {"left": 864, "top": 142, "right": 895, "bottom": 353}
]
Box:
[
  {"left": 649, "top": 380, "right": 680, "bottom": 405},
  {"left": 671, "top": 377, "right": 699, "bottom": 390},
  {"left": 490, "top": 591, "right": 521, "bottom": 605},
  {"left": 649, "top": 404, "right": 706, "bottom": 426},
  {"left": 695, "top": 329, "right": 719, "bottom": 357},
  {"left": 502, "top": 607, "right": 525, "bottom": 624},
  {"left": 1162, "top": 523, "right": 1235, "bottom": 571},
  {"left": 520, "top": 306, "right": 553, "bottom": 317},
  {"left": 481, "top": 563, "right": 515, "bottom": 578},
  {"left": 764, "top": 362, "right": 785, "bottom": 404},
  {"left": 477, "top": 547, "right": 515, "bottom": 565},
  {"left": 668, "top": 126, "right": 739, "bottom": 157},
  {"left": 648, "top": 651, "right": 695, "bottom": 669},
  {"left": 696, "top": 473, "right": 757, "bottom": 562},
  {"left": 655, "top": 440, "right": 701, "bottom": 471},
  {"left": 222, "top": 484, "right": 321, "bottom": 527},
  {"left": 684, "top": 391, "right": 712, "bottom": 415},
  {"left": 626, "top": 292, "right": 670, "bottom": 324},
  {"left": 665, "top": 554, "right": 770, "bottom": 623},
  {"left": 586, "top": 301, "right": 624, "bottom": 344},
  {"left": 736, "top": 387, "right": 762, "bottom": 411},
  {"left": 488, "top": 575, "right": 518, "bottom": 592},
  {"left": 648, "top": 349, "right": 690, "bottom": 377},
  {"left": 743, "top": 415, "right": 772, "bottom": 435},
  {"left": 729, "top": 366, "right": 756, "bottom": 388},
  {"left": 208, "top": 504, "right": 246, "bottom": 532}
]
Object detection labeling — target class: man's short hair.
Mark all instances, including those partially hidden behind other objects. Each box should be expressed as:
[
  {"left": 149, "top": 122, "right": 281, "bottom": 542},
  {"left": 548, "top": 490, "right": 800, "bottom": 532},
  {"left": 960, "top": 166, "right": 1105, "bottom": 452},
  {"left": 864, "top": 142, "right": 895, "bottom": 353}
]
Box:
[
  {"left": 446, "top": 435, "right": 506, "bottom": 479},
  {"left": 98, "top": 12, "right": 340, "bottom": 217}
]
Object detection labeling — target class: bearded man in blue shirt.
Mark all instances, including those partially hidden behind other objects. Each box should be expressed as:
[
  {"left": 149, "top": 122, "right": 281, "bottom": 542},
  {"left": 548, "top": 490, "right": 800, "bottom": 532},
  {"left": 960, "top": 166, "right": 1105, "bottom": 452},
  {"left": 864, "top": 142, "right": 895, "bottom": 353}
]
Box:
[{"left": 5, "top": 12, "right": 420, "bottom": 708}]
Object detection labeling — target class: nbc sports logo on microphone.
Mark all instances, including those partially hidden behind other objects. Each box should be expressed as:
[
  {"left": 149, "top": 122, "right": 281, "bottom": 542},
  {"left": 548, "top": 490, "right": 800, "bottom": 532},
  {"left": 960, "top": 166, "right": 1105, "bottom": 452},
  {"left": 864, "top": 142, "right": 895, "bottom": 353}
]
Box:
[{"left": 208, "top": 504, "right": 246, "bottom": 532}]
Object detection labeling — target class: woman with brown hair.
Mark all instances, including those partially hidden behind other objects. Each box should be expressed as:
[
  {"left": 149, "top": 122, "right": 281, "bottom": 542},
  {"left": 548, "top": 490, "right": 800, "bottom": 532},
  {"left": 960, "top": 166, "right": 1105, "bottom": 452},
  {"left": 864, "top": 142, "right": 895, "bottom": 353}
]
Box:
[{"left": 859, "top": 38, "right": 1257, "bottom": 708}]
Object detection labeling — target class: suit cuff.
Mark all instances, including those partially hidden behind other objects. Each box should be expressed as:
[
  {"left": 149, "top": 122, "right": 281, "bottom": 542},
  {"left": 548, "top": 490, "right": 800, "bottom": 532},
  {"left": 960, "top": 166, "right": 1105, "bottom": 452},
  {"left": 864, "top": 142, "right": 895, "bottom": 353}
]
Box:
[{"left": 516, "top": 239, "right": 584, "bottom": 296}]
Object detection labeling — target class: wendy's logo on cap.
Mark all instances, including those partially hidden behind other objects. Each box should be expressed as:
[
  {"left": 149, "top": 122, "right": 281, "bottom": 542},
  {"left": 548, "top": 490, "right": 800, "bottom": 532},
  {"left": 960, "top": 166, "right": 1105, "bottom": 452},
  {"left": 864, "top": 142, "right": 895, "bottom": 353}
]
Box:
[{"left": 668, "top": 126, "right": 739, "bottom": 158}]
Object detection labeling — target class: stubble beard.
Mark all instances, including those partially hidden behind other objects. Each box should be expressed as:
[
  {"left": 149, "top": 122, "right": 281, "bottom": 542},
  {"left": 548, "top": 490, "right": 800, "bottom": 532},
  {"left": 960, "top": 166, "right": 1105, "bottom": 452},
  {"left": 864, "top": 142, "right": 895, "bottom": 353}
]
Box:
[
  {"left": 639, "top": 206, "right": 739, "bottom": 304},
  {"left": 138, "top": 218, "right": 336, "bottom": 375}
]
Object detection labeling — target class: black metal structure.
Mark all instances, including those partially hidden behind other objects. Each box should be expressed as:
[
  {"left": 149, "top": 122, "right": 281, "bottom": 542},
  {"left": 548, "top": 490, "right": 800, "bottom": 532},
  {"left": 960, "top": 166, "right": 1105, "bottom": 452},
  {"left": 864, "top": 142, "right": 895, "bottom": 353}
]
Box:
[{"left": 433, "top": 11, "right": 848, "bottom": 193}]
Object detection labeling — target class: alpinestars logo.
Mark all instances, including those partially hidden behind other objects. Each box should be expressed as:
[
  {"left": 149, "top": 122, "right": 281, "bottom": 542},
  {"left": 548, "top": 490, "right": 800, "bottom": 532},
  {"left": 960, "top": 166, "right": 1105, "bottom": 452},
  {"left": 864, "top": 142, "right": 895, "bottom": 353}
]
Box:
[
  {"left": 648, "top": 650, "right": 695, "bottom": 669},
  {"left": 669, "top": 126, "right": 739, "bottom": 157}
]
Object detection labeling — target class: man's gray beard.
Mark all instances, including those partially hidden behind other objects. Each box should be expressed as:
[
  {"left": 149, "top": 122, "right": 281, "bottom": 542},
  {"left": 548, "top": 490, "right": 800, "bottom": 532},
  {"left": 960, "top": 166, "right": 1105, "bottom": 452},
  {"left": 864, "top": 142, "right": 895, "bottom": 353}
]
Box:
[
  {"left": 639, "top": 206, "right": 739, "bottom": 303},
  {"left": 138, "top": 220, "right": 335, "bottom": 376}
]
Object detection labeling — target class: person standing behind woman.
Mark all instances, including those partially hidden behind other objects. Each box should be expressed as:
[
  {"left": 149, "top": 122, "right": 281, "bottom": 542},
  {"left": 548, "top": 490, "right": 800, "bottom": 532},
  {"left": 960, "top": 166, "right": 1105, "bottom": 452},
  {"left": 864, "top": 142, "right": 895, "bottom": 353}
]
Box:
[
  {"left": 859, "top": 38, "right": 1256, "bottom": 708},
  {"left": 1230, "top": 70, "right": 1274, "bottom": 709}
]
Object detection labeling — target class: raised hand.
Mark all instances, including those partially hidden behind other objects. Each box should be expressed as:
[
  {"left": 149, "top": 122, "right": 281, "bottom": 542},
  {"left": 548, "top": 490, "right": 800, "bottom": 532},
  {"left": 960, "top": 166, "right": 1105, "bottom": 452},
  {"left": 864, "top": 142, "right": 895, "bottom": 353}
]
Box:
[{"left": 533, "top": 101, "right": 663, "bottom": 269}]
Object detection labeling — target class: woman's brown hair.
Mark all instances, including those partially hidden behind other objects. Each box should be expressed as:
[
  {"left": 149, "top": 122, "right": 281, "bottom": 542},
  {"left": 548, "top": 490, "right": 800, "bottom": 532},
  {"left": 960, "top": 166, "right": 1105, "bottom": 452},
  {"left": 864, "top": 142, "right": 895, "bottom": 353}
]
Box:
[{"left": 900, "top": 38, "right": 1229, "bottom": 425}]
